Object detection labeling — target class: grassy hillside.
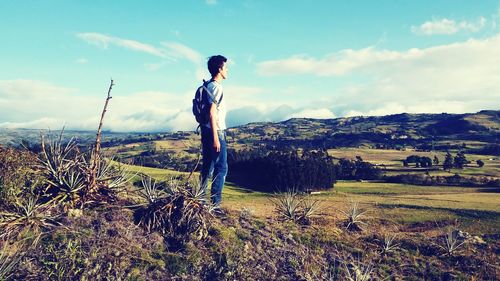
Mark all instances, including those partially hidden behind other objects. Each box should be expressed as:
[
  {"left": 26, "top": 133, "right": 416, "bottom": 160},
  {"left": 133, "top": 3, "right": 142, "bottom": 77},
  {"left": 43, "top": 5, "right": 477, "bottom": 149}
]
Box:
[
  {"left": 117, "top": 162, "right": 499, "bottom": 235},
  {"left": 2, "top": 121, "right": 499, "bottom": 279}
]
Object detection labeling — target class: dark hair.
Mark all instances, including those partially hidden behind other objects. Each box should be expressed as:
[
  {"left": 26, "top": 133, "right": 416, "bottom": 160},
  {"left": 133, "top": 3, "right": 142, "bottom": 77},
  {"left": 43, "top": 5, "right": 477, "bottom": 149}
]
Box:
[{"left": 207, "top": 55, "right": 227, "bottom": 77}]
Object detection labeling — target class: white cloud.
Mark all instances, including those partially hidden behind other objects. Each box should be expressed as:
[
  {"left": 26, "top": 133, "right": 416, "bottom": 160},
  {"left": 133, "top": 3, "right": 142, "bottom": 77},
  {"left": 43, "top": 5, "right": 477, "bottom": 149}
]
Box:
[
  {"left": 162, "top": 41, "right": 206, "bottom": 79},
  {"left": 411, "top": 17, "right": 487, "bottom": 35},
  {"left": 285, "top": 108, "right": 335, "bottom": 119},
  {"left": 258, "top": 34, "right": 500, "bottom": 116},
  {"left": 257, "top": 48, "right": 413, "bottom": 76},
  {"left": 5, "top": 32, "right": 500, "bottom": 132},
  {"left": 344, "top": 110, "right": 364, "bottom": 118},
  {"left": 346, "top": 100, "right": 471, "bottom": 118},
  {"left": 165, "top": 111, "right": 197, "bottom": 132},
  {"left": 77, "top": 32, "right": 170, "bottom": 59},
  {"left": 162, "top": 42, "right": 204, "bottom": 64},
  {"left": 206, "top": 0, "right": 217, "bottom": 5},
  {"left": 0, "top": 117, "right": 63, "bottom": 129},
  {"left": 0, "top": 79, "right": 198, "bottom": 132},
  {"left": 77, "top": 33, "right": 207, "bottom": 78}
]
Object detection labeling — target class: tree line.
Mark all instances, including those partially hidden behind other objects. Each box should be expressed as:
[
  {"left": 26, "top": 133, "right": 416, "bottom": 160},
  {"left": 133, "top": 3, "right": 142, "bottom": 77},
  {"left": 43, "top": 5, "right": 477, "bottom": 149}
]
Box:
[{"left": 227, "top": 149, "right": 381, "bottom": 192}]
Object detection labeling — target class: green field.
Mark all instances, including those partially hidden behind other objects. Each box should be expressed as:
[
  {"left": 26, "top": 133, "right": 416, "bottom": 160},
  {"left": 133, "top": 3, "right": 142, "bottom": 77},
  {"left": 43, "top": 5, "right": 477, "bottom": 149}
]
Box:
[
  {"left": 327, "top": 147, "right": 500, "bottom": 178},
  {"left": 122, "top": 162, "right": 500, "bottom": 235}
]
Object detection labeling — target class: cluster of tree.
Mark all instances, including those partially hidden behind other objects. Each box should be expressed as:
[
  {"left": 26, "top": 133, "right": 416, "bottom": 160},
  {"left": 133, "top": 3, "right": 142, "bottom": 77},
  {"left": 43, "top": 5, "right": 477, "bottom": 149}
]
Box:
[
  {"left": 228, "top": 149, "right": 336, "bottom": 192},
  {"left": 442, "top": 151, "right": 469, "bottom": 170},
  {"left": 335, "top": 156, "right": 382, "bottom": 180},
  {"left": 101, "top": 136, "right": 159, "bottom": 148},
  {"left": 402, "top": 155, "right": 435, "bottom": 168},
  {"left": 384, "top": 173, "right": 500, "bottom": 187},
  {"left": 228, "top": 149, "right": 383, "bottom": 192}
]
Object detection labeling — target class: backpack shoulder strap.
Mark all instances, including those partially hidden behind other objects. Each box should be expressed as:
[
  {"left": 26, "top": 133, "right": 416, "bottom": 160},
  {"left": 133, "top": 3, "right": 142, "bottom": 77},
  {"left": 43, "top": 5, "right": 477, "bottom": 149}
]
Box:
[{"left": 202, "top": 79, "right": 223, "bottom": 106}]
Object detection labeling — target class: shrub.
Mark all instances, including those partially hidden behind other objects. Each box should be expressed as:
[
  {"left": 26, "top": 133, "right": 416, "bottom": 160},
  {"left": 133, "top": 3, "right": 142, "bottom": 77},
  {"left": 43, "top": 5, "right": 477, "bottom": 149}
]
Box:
[
  {"left": 340, "top": 201, "right": 368, "bottom": 231},
  {"left": 134, "top": 176, "right": 212, "bottom": 248},
  {"left": 383, "top": 173, "right": 500, "bottom": 187},
  {"left": 0, "top": 196, "right": 60, "bottom": 244},
  {"left": 343, "top": 259, "right": 373, "bottom": 281},
  {"left": 0, "top": 244, "right": 24, "bottom": 280},
  {"left": 437, "top": 228, "right": 465, "bottom": 256},
  {"left": 270, "top": 190, "right": 322, "bottom": 224},
  {"left": 380, "top": 233, "right": 400, "bottom": 255},
  {"left": 38, "top": 133, "right": 131, "bottom": 210}
]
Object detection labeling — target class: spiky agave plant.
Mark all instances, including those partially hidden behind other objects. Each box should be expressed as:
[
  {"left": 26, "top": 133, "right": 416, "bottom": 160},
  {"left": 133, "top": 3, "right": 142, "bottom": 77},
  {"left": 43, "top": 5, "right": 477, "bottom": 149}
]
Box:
[
  {"left": 0, "top": 245, "right": 24, "bottom": 281},
  {"left": 343, "top": 260, "right": 373, "bottom": 281},
  {"left": 38, "top": 133, "right": 87, "bottom": 209},
  {"left": 270, "top": 188, "right": 302, "bottom": 223},
  {"left": 300, "top": 194, "right": 322, "bottom": 224},
  {"left": 0, "top": 196, "right": 60, "bottom": 244},
  {"left": 177, "top": 180, "right": 211, "bottom": 240},
  {"left": 95, "top": 157, "right": 133, "bottom": 191},
  {"left": 135, "top": 176, "right": 211, "bottom": 242},
  {"left": 438, "top": 228, "right": 465, "bottom": 256},
  {"left": 380, "top": 233, "right": 399, "bottom": 255},
  {"left": 340, "top": 201, "right": 368, "bottom": 231},
  {"left": 39, "top": 132, "right": 130, "bottom": 209},
  {"left": 137, "top": 175, "right": 165, "bottom": 204}
]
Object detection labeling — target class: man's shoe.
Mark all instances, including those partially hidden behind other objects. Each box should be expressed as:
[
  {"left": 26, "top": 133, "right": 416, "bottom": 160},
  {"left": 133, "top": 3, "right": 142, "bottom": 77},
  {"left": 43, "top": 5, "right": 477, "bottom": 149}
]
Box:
[{"left": 211, "top": 206, "right": 227, "bottom": 218}]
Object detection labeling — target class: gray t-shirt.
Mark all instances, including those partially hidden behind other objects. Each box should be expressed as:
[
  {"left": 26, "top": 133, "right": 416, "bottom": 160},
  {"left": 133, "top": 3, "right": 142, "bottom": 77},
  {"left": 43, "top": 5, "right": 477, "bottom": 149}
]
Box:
[{"left": 205, "top": 80, "right": 227, "bottom": 130}]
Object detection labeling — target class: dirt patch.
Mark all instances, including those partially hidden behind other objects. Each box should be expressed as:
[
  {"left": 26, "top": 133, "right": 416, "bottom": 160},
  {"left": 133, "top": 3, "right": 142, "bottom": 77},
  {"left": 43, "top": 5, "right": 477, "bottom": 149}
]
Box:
[{"left": 400, "top": 220, "right": 455, "bottom": 233}]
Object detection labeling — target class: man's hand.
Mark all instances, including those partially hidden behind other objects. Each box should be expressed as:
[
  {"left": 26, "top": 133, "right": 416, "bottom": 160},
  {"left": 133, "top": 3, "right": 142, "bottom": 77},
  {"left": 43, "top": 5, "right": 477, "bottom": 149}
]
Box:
[{"left": 213, "top": 137, "right": 221, "bottom": 152}]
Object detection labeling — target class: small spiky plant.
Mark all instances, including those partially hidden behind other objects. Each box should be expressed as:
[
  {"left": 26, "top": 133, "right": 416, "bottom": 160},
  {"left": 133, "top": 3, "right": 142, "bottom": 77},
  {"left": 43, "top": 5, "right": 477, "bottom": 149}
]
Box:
[
  {"left": 38, "top": 132, "right": 130, "bottom": 210},
  {"left": 300, "top": 194, "right": 322, "bottom": 222},
  {"left": 135, "top": 176, "right": 211, "bottom": 242},
  {"left": 0, "top": 196, "right": 60, "bottom": 244},
  {"left": 95, "top": 157, "right": 133, "bottom": 190},
  {"left": 340, "top": 201, "right": 368, "bottom": 231},
  {"left": 344, "top": 260, "right": 373, "bottom": 281},
  {"left": 0, "top": 245, "right": 24, "bottom": 281},
  {"left": 270, "top": 189, "right": 302, "bottom": 223},
  {"left": 380, "top": 233, "right": 399, "bottom": 255},
  {"left": 137, "top": 175, "right": 165, "bottom": 204},
  {"left": 437, "top": 228, "right": 465, "bottom": 256},
  {"left": 270, "top": 189, "right": 322, "bottom": 224}
]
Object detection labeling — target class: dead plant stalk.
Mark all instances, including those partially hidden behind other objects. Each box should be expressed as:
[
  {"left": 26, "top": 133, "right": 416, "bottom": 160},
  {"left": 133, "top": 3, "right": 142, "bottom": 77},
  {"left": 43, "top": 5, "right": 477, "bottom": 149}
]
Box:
[{"left": 90, "top": 79, "right": 114, "bottom": 191}]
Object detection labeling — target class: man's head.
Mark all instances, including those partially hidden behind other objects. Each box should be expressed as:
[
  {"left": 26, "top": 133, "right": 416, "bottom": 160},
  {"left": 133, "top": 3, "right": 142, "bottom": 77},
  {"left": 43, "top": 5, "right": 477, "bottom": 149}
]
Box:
[{"left": 207, "top": 55, "right": 228, "bottom": 79}]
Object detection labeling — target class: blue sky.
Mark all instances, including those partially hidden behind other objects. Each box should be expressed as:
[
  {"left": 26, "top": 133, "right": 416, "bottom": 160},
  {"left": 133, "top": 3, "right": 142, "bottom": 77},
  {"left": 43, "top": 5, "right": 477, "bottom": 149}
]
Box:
[{"left": 1, "top": 0, "right": 499, "bottom": 132}]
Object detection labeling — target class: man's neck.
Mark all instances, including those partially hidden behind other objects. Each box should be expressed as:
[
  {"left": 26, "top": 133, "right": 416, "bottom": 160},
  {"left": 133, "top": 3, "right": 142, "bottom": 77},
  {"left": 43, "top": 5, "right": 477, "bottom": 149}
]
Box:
[{"left": 212, "top": 74, "right": 223, "bottom": 83}]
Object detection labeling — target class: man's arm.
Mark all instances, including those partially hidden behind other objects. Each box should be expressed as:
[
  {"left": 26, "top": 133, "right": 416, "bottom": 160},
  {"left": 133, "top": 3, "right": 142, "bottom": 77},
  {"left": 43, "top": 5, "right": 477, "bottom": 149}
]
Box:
[{"left": 209, "top": 103, "right": 220, "bottom": 152}]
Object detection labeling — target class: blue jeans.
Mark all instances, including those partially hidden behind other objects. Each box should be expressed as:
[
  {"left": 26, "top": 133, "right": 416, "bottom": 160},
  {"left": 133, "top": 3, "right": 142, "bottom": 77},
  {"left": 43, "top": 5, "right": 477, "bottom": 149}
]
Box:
[{"left": 200, "top": 127, "right": 227, "bottom": 206}]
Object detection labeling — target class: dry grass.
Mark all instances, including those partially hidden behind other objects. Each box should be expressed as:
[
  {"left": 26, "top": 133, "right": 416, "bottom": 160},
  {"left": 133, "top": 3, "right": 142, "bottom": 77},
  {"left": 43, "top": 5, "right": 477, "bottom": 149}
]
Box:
[
  {"left": 223, "top": 181, "right": 499, "bottom": 234},
  {"left": 113, "top": 160, "right": 189, "bottom": 180},
  {"left": 154, "top": 140, "right": 192, "bottom": 151},
  {"left": 119, "top": 161, "right": 499, "bottom": 234}
]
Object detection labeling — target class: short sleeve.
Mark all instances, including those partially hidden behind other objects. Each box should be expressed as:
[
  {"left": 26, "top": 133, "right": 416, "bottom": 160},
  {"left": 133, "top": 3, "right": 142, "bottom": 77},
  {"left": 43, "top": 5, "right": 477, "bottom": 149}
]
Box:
[{"left": 207, "top": 82, "right": 223, "bottom": 104}]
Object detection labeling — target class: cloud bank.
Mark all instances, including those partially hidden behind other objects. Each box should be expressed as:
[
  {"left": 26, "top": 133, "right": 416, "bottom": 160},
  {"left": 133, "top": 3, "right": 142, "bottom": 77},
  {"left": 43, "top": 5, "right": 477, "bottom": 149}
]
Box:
[
  {"left": 257, "top": 34, "right": 500, "bottom": 117},
  {"left": 2, "top": 33, "right": 498, "bottom": 132},
  {"left": 411, "top": 17, "right": 487, "bottom": 35}
]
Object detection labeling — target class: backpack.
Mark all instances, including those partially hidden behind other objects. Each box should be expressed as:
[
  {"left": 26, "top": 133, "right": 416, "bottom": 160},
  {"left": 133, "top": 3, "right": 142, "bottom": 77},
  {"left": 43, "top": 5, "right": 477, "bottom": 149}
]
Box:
[{"left": 192, "top": 79, "right": 223, "bottom": 131}]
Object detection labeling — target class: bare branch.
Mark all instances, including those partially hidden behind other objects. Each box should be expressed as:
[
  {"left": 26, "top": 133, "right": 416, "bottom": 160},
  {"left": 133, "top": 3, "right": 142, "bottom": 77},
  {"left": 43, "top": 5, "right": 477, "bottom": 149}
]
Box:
[{"left": 90, "top": 79, "right": 115, "bottom": 190}]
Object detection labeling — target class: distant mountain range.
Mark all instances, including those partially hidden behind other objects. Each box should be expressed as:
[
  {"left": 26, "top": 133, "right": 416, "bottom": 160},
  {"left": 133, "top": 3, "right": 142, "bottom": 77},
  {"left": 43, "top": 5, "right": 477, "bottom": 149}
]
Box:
[
  {"left": 224, "top": 110, "right": 499, "bottom": 151},
  {"left": 1, "top": 110, "right": 499, "bottom": 153}
]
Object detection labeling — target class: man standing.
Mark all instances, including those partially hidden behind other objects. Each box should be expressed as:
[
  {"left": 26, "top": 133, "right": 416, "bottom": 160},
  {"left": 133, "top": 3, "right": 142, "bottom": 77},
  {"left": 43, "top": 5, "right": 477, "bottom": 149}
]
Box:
[{"left": 200, "top": 55, "right": 228, "bottom": 215}]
